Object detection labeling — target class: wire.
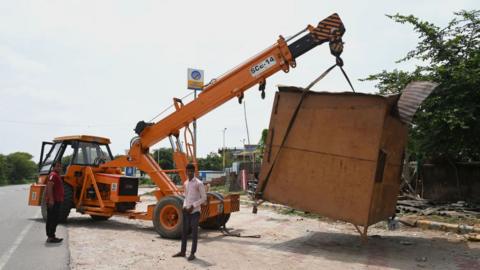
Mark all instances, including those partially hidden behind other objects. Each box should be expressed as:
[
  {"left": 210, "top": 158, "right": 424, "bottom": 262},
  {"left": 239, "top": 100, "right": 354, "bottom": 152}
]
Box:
[
  {"left": 243, "top": 100, "right": 251, "bottom": 145},
  {"left": 148, "top": 91, "right": 194, "bottom": 122},
  {"left": 0, "top": 120, "right": 128, "bottom": 128}
]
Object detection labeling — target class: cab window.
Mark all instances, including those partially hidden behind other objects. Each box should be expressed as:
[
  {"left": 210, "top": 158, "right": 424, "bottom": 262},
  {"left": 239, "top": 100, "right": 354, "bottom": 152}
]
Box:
[
  {"left": 73, "top": 142, "right": 112, "bottom": 165},
  {"left": 39, "top": 143, "right": 62, "bottom": 174}
]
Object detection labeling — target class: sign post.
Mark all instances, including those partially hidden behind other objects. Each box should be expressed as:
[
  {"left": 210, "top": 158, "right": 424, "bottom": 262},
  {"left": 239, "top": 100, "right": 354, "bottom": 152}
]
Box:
[{"left": 187, "top": 68, "right": 204, "bottom": 159}]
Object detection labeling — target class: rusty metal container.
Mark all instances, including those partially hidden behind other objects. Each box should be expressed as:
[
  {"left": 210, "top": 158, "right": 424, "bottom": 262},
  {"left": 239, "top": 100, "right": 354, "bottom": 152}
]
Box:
[{"left": 256, "top": 84, "right": 435, "bottom": 230}]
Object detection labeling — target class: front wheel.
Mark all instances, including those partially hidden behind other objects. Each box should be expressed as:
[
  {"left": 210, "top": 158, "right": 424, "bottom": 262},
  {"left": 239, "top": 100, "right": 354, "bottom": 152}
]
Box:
[
  {"left": 153, "top": 196, "right": 184, "bottom": 239},
  {"left": 40, "top": 182, "right": 73, "bottom": 223}
]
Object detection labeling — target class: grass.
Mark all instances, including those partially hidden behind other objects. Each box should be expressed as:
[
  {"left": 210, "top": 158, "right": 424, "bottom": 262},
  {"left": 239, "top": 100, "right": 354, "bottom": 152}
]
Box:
[
  {"left": 139, "top": 177, "right": 154, "bottom": 186},
  {"left": 208, "top": 185, "right": 246, "bottom": 195}
]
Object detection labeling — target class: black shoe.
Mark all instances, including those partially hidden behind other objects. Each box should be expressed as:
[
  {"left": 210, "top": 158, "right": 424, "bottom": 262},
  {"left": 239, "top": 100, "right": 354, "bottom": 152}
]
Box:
[
  {"left": 46, "top": 237, "right": 62, "bottom": 243},
  {"left": 172, "top": 252, "right": 186, "bottom": 258},
  {"left": 53, "top": 237, "right": 63, "bottom": 243},
  {"left": 187, "top": 254, "right": 196, "bottom": 261}
]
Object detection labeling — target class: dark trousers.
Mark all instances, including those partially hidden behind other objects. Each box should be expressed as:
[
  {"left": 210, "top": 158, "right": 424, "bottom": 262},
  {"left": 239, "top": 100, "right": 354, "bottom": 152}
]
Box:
[
  {"left": 180, "top": 211, "right": 200, "bottom": 254},
  {"left": 46, "top": 202, "right": 61, "bottom": 238}
]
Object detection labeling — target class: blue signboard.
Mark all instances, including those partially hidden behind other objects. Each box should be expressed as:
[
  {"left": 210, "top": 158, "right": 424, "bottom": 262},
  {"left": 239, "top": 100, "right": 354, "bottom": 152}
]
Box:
[{"left": 125, "top": 167, "right": 135, "bottom": 176}]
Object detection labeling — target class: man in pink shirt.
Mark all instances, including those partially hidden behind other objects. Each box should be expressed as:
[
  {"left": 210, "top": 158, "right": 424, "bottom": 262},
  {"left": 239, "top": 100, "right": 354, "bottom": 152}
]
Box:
[{"left": 172, "top": 163, "right": 206, "bottom": 261}]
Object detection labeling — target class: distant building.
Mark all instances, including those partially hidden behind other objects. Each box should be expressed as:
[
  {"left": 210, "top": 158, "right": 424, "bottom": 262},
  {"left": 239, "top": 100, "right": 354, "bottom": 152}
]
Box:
[{"left": 219, "top": 144, "right": 261, "bottom": 175}]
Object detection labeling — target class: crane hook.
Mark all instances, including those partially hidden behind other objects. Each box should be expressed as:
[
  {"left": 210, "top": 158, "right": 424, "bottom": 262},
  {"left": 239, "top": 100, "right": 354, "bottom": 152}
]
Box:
[
  {"left": 259, "top": 80, "right": 266, "bottom": 99},
  {"left": 238, "top": 93, "right": 244, "bottom": 104}
]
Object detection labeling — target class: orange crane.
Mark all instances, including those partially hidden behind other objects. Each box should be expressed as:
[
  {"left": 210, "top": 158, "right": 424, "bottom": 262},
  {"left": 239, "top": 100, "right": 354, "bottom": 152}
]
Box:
[{"left": 28, "top": 13, "right": 346, "bottom": 238}]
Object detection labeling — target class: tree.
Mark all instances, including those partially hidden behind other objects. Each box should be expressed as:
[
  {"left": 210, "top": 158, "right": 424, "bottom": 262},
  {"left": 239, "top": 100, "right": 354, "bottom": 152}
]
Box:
[
  {"left": 257, "top": 129, "right": 268, "bottom": 158},
  {"left": 0, "top": 154, "right": 7, "bottom": 186},
  {"left": 6, "top": 152, "right": 37, "bottom": 184},
  {"left": 197, "top": 152, "right": 223, "bottom": 171},
  {"left": 362, "top": 10, "right": 480, "bottom": 162},
  {"left": 151, "top": 148, "right": 174, "bottom": 169}
]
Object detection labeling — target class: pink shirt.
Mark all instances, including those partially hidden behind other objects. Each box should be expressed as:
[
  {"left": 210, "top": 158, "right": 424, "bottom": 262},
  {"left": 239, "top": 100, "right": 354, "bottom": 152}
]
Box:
[{"left": 183, "top": 177, "right": 207, "bottom": 213}]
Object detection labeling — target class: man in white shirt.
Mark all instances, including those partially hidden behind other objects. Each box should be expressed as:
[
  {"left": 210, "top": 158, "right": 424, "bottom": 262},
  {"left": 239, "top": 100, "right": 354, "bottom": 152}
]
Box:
[{"left": 172, "top": 163, "right": 206, "bottom": 261}]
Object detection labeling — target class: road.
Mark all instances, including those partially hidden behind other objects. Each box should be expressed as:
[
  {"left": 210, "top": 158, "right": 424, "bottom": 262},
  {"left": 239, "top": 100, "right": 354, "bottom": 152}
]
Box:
[{"left": 0, "top": 184, "right": 69, "bottom": 270}]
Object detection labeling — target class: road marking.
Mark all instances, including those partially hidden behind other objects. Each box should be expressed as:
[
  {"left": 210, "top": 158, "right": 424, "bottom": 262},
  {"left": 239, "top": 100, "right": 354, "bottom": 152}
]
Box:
[{"left": 0, "top": 211, "right": 40, "bottom": 270}]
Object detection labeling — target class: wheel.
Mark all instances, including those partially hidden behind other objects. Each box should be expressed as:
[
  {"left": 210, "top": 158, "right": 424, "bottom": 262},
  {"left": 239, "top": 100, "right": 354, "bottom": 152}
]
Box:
[
  {"left": 58, "top": 183, "right": 73, "bottom": 223},
  {"left": 40, "top": 188, "right": 48, "bottom": 221},
  {"left": 90, "top": 215, "right": 111, "bottom": 221},
  {"left": 153, "top": 196, "right": 184, "bottom": 239},
  {"left": 199, "top": 192, "right": 231, "bottom": 230},
  {"left": 41, "top": 182, "right": 73, "bottom": 223}
]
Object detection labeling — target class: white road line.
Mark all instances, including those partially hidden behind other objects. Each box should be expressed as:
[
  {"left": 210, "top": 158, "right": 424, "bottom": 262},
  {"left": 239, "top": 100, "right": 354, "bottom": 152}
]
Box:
[{"left": 0, "top": 211, "right": 40, "bottom": 270}]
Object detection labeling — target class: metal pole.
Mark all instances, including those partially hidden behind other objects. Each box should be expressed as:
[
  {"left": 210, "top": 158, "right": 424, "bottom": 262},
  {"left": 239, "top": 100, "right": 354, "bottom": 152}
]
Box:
[{"left": 193, "top": 89, "right": 197, "bottom": 159}]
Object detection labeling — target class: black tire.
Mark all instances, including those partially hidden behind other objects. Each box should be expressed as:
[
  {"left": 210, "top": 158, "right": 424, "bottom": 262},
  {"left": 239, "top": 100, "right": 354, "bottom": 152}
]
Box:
[
  {"left": 40, "top": 188, "right": 48, "bottom": 221},
  {"left": 153, "top": 196, "right": 184, "bottom": 239},
  {"left": 40, "top": 182, "right": 73, "bottom": 222},
  {"left": 199, "top": 192, "right": 231, "bottom": 230},
  {"left": 58, "top": 183, "right": 73, "bottom": 223},
  {"left": 90, "top": 215, "right": 111, "bottom": 221}
]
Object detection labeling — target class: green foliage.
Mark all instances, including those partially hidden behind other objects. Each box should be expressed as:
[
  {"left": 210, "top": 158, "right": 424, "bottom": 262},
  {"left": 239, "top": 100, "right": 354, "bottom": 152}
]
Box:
[
  {"left": 197, "top": 152, "right": 222, "bottom": 171},
  {"left": 3, "top": 152, "right": 37, "bottom": 184},
  {"left": 151, "top": 148, "right": 174, "bottom": 169},
  {"left": 0, "top": 154, "right": 8, "bottom": 186},
  {"left": 139, "top": 177, "right": 154, "bottom": 186},
  {"left": 257, "top": 129, "right": 268, "bottom": 158},
  {"left": 362, "top": 10, "right": 480, "bottom": 162}
]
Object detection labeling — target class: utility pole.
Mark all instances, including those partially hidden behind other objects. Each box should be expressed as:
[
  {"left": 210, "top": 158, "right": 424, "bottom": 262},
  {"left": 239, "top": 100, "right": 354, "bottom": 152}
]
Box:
[
  {"left": 193, "top": 89, "right": 197, "bottom": 159},
  {"left": 187, "top": 68, "right": 204, "bottom": 160}
]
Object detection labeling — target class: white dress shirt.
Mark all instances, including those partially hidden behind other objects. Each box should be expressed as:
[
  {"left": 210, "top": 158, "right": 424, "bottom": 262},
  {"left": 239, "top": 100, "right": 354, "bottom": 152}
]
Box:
[{"left": 183, "top": 177, "right": 207, "bottom": 213}]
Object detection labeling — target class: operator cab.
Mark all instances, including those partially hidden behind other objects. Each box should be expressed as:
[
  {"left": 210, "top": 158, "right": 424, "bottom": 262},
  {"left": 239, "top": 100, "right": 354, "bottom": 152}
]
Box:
[{"left": 38, "top": 135, "right": 113, "bottom": 175}]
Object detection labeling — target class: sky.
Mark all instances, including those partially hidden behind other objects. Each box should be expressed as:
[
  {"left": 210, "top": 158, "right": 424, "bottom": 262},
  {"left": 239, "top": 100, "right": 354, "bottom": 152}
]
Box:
[{"left": 0, "top": 0, "right": 478, "bottom": 161}]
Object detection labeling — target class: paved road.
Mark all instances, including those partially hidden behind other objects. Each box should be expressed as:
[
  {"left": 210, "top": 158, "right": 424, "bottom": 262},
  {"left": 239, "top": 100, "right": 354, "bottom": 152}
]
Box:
[{"left": 0, "top": 184, "right": 69, "bottom": 270}]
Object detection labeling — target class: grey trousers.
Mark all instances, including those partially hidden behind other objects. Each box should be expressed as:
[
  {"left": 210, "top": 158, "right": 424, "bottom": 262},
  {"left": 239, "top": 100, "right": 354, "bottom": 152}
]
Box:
[{"left": 180, "top": 211, "right": 200, "bottom": 254}]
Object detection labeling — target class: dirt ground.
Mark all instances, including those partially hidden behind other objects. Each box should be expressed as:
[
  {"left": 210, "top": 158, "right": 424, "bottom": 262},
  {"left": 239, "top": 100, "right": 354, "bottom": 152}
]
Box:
[{"left": 67, "top": 195, "right": 480, "bottom": 270}]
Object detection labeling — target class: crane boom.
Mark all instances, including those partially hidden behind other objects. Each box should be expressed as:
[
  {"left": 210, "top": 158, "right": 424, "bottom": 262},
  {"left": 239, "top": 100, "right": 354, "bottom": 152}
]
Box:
[{"left": 135, "top": 13, "right": 345, "bottom": 149}]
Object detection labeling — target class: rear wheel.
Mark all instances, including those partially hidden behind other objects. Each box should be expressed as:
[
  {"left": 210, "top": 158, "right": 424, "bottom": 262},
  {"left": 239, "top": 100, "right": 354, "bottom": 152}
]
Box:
[
  {"left": 40, "top": 182, "right": 73, "bottom": 223},
  {"left": 199, "top": 192, "right": 230, "bottom": 230},
  {"left": 40, "top": 188, "right": 48, "bottom": 221},
  {"left": 153, "top": 196, "right": 184, "bottom": 239},
  {"left": 58, "top": 183, "right": 73, "bottom": 223}
]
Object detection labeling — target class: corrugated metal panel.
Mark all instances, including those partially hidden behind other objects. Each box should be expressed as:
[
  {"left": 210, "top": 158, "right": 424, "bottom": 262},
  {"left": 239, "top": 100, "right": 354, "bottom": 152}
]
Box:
[{"left": 397, "top": 81, "right": 439, "bottom": 125}]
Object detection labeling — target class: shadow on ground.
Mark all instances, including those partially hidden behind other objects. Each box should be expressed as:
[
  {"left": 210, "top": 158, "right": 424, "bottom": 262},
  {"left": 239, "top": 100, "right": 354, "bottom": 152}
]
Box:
[{"left": 200, "top": 229, "right": 480, "bottom": 270}]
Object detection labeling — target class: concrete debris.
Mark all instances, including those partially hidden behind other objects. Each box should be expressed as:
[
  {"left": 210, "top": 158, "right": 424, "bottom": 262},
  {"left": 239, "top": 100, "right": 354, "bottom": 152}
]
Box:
[
  {"left": 398, "top": 217, "right": 480, "bottom": 234},
  {"left": 465, "top": 233, "right": 480, "bottom": 242}
]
